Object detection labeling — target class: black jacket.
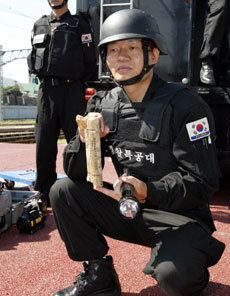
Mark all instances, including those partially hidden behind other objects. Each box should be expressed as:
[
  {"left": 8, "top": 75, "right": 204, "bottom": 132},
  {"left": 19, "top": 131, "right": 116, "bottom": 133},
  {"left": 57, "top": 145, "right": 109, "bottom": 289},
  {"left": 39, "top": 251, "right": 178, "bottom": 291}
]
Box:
[
  {"left": 27, "top": 10, "right": 97, "bottom": 81},
  {"left": 63, "top": 75, "right": 220, "bottom": 232}
]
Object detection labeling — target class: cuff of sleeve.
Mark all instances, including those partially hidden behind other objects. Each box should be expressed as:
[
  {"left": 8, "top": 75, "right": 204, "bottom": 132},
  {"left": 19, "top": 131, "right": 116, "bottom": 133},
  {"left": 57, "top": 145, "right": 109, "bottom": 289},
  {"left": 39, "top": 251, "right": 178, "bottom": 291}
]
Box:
[
  {"left": 146, "top": 181, "right": 166, "bottom": 206},
  {"left": 69, "top": 134, "right": 86, "bottom": 152}
]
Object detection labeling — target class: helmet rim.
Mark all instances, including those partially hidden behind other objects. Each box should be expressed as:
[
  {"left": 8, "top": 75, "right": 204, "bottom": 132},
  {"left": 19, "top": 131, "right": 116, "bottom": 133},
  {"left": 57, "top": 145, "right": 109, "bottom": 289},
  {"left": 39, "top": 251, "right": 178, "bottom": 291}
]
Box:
[{"left": 98, "top": 33, "right": 167, "bottom": 55}]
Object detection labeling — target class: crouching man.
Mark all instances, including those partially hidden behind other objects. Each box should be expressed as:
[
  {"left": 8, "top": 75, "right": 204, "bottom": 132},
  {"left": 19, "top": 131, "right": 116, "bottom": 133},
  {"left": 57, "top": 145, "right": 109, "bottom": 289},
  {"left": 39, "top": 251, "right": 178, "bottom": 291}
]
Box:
[{"left": 50, "top": 9, "right": 225, "bottom": 296}]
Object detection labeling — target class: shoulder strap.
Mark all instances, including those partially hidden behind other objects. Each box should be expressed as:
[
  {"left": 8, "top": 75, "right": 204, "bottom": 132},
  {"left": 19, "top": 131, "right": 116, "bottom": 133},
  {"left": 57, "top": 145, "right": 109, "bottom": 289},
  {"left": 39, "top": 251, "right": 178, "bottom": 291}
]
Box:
[
  {"left": 75, "top": 11, "right": 94, "bottom": 32},
  {"left": 100, "top": 88, "right": 120, "bottom": 133},
  {"left": 139, "top": 82, "right": 187, "bottom": 142}
]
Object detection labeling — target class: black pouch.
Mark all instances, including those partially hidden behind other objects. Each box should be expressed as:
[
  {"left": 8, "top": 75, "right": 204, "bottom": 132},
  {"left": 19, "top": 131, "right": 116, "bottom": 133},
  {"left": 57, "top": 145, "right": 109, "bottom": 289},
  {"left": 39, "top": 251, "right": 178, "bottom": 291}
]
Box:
[{"left": 34, "top": 48, "right": 46, "bottom": 71}]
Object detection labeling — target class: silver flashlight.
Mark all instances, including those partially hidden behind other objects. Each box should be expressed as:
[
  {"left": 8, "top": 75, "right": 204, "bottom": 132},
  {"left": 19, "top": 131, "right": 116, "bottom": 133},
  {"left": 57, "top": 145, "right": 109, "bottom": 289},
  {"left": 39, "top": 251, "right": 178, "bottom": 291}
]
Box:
[{"left": 119, "top": 169, "right": 139, "bottom": 219}]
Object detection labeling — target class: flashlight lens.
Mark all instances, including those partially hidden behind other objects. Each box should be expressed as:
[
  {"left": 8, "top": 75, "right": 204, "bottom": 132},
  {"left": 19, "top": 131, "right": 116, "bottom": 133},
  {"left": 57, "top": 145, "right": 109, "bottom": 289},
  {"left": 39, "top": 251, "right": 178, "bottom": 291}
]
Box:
[{"left": 119, "top": 198, "right": 139, "bottom": 219}]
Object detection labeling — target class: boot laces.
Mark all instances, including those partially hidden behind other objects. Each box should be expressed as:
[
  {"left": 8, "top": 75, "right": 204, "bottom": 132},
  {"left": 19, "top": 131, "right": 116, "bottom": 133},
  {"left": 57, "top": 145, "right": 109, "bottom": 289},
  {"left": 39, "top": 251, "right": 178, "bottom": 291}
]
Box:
[{"left": 73, "top": 262, "right": 92, "bottom": 293}]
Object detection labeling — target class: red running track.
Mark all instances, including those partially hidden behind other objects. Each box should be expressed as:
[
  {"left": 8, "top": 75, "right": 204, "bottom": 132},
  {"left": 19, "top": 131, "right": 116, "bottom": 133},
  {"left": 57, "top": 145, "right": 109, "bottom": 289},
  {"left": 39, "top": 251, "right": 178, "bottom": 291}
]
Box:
[{"left": 0, "top": 143, "right": 229, "bottom": 296}]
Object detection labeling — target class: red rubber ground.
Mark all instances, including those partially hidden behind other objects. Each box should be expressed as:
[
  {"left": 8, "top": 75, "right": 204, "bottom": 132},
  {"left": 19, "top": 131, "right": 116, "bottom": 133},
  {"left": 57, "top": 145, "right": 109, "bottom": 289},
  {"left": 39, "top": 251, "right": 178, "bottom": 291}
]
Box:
[{"left": 0, "top": 143, "right": 229, "bottom": 296}]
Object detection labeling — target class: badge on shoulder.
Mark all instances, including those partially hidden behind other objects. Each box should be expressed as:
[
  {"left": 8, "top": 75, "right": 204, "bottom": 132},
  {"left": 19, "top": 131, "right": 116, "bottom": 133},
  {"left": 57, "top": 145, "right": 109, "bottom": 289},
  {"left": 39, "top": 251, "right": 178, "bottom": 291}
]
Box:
[
  {"left": 81, "top": 33, "right": 92, "bottom": 44},
  {"left": 186, "top": 117, "right": 210, "bottom": 141}
]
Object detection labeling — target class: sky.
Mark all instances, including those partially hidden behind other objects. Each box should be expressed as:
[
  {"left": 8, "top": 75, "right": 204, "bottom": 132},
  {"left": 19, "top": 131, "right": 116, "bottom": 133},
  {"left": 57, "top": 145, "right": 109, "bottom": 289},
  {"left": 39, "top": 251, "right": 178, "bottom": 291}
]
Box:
[{"left": 0, "top": 0, "right": 77, "bottom": 83}]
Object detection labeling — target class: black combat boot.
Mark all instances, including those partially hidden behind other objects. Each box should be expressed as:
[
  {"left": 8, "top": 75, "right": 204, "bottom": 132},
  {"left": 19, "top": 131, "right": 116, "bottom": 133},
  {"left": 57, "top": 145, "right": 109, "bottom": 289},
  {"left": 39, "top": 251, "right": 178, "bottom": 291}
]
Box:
[
  {"left": 53, "top": 256, "right": 121, "bottom": 296},
  {"left": 200, "top": 59, "right": 216, "bottom": 85}
]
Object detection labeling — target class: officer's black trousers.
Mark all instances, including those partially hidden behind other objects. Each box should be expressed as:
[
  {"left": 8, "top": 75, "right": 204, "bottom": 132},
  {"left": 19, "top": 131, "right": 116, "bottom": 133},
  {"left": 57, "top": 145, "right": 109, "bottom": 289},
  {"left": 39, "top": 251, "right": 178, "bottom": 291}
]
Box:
[
  {"left": 34, "top": 81, "right": 86, "bottom": 193},
  {"left": 200, "top": 0, "right": 229, "bottom": 63},
  {"left": 50, "top": 177, "right": 225, "bottom": 296}
]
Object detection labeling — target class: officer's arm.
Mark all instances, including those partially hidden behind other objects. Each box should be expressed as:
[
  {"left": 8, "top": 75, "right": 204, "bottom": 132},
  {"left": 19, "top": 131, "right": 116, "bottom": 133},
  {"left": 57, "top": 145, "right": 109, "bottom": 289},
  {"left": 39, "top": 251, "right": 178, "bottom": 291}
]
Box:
[
  {"left": 146, "top": 94, "right": 220, "bottom": 212},
  {"left": 63, "top": 133, "right": 87, "bottom": 180}
]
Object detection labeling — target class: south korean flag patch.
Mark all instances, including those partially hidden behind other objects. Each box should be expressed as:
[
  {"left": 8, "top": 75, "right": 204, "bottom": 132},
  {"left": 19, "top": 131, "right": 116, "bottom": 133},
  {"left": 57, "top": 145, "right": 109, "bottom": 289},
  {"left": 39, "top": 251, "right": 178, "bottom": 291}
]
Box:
[
  {"left": 81, "top": 33, "right": 92, "bottom": 44},
  {"left": 186, "top": 117, "right": 210, "bottom": 141}
]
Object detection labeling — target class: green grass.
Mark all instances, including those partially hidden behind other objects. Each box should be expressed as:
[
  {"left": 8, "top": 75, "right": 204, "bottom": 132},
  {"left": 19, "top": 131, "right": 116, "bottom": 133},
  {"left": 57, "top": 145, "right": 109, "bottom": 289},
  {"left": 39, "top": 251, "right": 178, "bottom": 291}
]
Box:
[
  {"left": 58, "top": 139, "right": 67, "bottom": 144},
  {"left": 0, "top": 119, "right": 35, "bottom": 125}
]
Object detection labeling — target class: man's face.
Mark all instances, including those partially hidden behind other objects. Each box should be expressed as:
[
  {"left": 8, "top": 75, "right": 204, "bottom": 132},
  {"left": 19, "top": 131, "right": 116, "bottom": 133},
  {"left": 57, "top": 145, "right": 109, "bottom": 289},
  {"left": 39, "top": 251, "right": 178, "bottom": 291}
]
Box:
[
  {"left": 106, "top": 38, "right": 159, "bottom": 82},
  {"left": 48, "top": 0, "right": 64, "bottom": 7}
]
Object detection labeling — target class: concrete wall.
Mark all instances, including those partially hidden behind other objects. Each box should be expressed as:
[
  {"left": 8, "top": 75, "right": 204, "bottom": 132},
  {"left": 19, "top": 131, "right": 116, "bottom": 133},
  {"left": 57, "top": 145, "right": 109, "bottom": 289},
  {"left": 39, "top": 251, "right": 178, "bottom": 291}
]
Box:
[{"left": 2, "top": 105, "right": 37, "bottom": 120}]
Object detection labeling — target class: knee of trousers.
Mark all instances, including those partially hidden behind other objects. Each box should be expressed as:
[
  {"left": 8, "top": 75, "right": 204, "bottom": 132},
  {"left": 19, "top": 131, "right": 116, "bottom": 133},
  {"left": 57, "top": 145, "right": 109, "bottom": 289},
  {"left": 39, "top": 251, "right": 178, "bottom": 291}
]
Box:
[
  {"left": 153, "top": 261, "right": 209, "bottom": 296},
  {"left": 49, "top": 177, "right": 78, "bottom": 208},
  {"left": 49, "top": 178, "right": 67, "bottom": 207},
  {"left": 49, "top": 177, "right": 93, "bottom": 216}
]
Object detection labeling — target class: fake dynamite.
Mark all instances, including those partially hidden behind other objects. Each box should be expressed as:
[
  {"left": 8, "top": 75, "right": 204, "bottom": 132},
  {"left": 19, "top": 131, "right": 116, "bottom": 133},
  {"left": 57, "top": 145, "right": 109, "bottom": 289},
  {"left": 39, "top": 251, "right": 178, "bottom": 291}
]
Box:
[{"left": 76, "top": 113, "right": 103, "bottom": 187}]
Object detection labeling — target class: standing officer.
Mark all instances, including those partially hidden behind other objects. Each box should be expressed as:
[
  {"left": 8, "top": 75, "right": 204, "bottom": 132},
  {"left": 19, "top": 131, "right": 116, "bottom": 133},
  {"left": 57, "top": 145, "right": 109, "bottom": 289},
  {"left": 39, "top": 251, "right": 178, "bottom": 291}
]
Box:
[
  {"left": 49, "top": 9, "right": 225, "bottom": 296},
  {"left": 27, "top": 0, "right": 97, "bottom": 204},
  {"left": 200, "top": 0, "right": 229, "bottom": 85}
]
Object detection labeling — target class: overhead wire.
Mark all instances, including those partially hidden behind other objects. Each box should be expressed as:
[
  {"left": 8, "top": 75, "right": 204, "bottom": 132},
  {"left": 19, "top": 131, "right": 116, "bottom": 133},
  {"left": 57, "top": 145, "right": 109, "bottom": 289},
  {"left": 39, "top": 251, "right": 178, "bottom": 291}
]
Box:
[{"left": 0, "top": 3, "right": 37, "bottom": 20}]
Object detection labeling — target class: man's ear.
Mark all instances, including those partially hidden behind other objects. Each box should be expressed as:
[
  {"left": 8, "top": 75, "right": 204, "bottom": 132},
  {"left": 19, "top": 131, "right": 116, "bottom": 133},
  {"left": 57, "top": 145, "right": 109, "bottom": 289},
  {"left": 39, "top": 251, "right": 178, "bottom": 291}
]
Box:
[{"left": 150, "top": 47, "right": 160, "bottom": 65}]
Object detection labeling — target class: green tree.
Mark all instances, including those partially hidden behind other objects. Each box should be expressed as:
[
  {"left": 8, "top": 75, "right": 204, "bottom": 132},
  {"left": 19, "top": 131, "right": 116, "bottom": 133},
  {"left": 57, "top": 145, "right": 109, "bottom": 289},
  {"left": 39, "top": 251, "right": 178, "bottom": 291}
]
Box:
[{"left": 3, "top": 85, "right": 22, "bottom": 96}]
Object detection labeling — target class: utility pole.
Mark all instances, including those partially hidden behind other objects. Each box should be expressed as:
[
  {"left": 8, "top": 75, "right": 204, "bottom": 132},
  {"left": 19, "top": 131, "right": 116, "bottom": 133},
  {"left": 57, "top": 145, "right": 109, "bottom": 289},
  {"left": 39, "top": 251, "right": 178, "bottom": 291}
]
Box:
[{"left": 0, "top": 45, "right": 3, "bottom": 121}]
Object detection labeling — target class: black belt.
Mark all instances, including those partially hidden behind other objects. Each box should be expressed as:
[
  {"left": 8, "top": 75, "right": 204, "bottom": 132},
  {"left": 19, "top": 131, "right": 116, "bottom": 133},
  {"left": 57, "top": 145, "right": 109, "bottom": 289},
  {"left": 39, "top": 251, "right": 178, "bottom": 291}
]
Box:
[{"left": 39, "top": 77, "right": 75, "bottom": 86}]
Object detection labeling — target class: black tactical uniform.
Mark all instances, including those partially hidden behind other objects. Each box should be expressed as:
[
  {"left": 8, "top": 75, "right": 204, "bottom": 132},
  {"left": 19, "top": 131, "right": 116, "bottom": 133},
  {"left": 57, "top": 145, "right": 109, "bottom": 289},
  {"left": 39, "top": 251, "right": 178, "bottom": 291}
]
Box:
[
  {"left": 49, "top": 8, "right": 225, "bottom": 296},
  {"left": 50, "top": 74, "right": 225, "bottom": 296},
  {"left": 200, "top": 0, "right": 230, "bottom": 84},
  {"left": 200, "top": 0, "right": 229, "bottom": 63},
  {"left": 27, "top": 10, "right": 97, "bottom": 199}
]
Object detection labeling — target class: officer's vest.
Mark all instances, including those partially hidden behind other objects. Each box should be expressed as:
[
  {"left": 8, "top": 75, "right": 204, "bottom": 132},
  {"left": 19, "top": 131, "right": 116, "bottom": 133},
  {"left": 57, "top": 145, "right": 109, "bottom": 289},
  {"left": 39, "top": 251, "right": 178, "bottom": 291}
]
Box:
[
  {"left": 27, "top": 12, "right": 96, "bottom": 80},
  {"left": 97, "top": 83, "right": 187, "bottom": 180}
]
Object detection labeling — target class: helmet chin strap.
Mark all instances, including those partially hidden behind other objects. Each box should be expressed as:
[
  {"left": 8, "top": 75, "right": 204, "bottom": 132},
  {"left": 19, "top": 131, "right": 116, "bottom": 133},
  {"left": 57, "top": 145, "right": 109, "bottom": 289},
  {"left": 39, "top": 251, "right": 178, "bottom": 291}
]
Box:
[
  {"left": 114, "top": 39, "right": 154, "bottom": 86},
  {"left": 116, "top": 64, "right": 153, "bottom": 86},
  {"left": 48, "top": 0, "right": 68, "bottom": 9}
]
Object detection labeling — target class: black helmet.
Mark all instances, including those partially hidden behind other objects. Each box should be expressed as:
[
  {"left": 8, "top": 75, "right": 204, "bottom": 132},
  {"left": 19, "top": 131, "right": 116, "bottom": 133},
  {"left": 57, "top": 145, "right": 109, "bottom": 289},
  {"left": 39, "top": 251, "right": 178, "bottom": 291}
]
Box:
[
  {"left": 98, "top": 9, "right": 168, "bottom": 55},
  {"left": 48, "top": 0, "right": 68, "bottom": 9}
]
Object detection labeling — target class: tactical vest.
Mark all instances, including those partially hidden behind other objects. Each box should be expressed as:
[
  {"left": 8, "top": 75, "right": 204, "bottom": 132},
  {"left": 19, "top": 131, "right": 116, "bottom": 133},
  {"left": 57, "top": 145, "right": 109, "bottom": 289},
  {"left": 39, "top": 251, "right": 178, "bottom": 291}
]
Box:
[
  {"left": 96, "top": 83, "right": 186, "bottom": 180},
  {"left": 63, "top": 82, "right": 217, "bottom": 234},
  {"left": 27, "top": 12, "right": 96, "bottom": 80}
]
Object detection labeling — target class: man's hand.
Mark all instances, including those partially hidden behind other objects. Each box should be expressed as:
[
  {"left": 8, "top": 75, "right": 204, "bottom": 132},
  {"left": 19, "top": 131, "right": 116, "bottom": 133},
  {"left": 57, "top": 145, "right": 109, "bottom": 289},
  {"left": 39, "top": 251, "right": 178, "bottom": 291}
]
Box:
[
  {"left": 76, "top": 112, "right": 110, "bottom": 142},
  {"left": 94, "top": 173, "right": 147, "bottom": 202}
]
